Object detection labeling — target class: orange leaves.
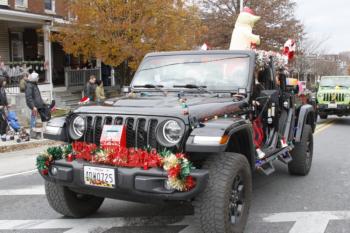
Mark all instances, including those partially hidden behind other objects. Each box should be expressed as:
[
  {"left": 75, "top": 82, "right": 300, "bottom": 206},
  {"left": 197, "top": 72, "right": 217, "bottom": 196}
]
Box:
[{"left": 53, "top": 0, "right": 204, "bottom": 70}]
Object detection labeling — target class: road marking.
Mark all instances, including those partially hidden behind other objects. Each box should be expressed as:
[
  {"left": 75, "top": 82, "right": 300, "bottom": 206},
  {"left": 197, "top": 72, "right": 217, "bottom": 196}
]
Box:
[
  {"left": 2, "top": 211, "right": 350, "bottom": 233},
  {"left": 0, "top": 169, "right": 37, "bottom": 180},
  {"left": 0, "top": 185, "right": 44, "bottom": 196},
  {"left": 0, "top": 216, "right": 193, "bottom": 233},
  {"left": 315, "top": 119, "right": 335, "bottom": 134},
  {"left": 315, "top": 119, "right": 334, "bottom": 130},
  {"left": 262, "top": 211, "right": 350, "bottom": 233},
  {"left": 315, "top": 122, "right": 334, "bottom": 134}
]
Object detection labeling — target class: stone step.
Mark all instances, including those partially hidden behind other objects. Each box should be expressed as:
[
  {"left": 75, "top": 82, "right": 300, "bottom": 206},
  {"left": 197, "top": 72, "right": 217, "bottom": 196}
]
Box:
[{"left": 55, "top": 95, "right": 82, "bottom": 102}]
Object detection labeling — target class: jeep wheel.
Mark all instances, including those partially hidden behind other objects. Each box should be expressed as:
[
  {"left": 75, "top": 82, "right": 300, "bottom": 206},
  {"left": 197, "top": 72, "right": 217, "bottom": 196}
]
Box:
[
  {"left": 288, "top": 125, "right": 313, "bottom": 176},
  {"left": 194, "top": 153, "right": 252, "bottom": 233},
  {"left": 319, "top": 113, "right": 328, "bottom": 119},
  {"left": 45, "top": 181, "right": 104, "bottom": 217}
]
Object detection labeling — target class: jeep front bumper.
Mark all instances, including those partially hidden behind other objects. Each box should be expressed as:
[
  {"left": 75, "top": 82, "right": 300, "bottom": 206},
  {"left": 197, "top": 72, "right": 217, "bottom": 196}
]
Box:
[
  {"left": 41, "top": 159, "right": 209, "bottom": 202},
  {"left": 318, "top": 104, "right": 350, "bottom": 115}
]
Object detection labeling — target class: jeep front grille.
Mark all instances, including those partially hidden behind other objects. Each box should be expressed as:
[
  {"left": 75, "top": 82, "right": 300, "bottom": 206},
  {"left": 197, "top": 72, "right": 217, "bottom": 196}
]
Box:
[
  {"left": 323, "top": 93, "right": 345, "bottom": 102},
  {"left": 79, "top": 115, "right": 161, "bottom": 149}
]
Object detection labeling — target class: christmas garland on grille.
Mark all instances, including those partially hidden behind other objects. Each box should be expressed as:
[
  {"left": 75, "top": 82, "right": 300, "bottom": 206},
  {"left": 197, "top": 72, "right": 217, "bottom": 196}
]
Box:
[{"left": 36, "top": 142, "right": 195, "bottom": 192}]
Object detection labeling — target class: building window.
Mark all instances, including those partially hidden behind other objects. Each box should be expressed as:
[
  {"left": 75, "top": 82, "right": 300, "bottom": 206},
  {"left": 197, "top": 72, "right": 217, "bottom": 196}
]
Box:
[
  {"left": 44, "top": 0, "right": 55, "bottom": 13},
  {"left": 15, "top": 0, "right": 27, "bottom": 8},
  {"left": 10, "top": 32, "right": 24, "bottom": 62}
]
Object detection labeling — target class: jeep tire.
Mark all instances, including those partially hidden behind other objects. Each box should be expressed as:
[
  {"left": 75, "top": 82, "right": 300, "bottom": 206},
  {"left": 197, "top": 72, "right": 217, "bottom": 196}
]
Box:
[
  {"left": 194, "top": 152, "right": 252, "bottom": 233},
  {"left": 319, "top": 113, "right": 328, "bottom": 119},
  {"left": 45, "top": 181, "right": 104, "bottom": 217},
  {"left": 288, "top": 125, "right": 313, "bottom": 176}
]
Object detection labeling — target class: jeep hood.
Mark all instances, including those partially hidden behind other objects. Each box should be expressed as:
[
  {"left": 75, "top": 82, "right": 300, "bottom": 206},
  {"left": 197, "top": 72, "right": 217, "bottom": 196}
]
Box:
[{"left": 74, "top": 95, "right": 242, "bottom": 123}]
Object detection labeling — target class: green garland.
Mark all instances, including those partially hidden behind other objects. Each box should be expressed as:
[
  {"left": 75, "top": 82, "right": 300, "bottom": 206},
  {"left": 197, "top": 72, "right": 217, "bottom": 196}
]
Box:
[
  {"left": 36, "top": 145, "right": 71, "bottom": 175},
  {"left": 36, "top": 143, "right": 196, "bottom": 191}
]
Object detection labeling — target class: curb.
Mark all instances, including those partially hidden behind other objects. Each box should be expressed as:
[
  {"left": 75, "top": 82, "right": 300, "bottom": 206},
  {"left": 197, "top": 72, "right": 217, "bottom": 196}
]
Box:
[{"left": 0, "top": 139, "right": 61, "bottom": 153}]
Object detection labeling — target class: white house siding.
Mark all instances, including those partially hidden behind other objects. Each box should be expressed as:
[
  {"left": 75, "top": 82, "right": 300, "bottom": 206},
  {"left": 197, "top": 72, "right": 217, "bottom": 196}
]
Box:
[
  {"left": 0, "top": 0, "right": 8, "bottom": 6},
  {"left": 0, "top": 20, "right": 9, "bottom": 62}
]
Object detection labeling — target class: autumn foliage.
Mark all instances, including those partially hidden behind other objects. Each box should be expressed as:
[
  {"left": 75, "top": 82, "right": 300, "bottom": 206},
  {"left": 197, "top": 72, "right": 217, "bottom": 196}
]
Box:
[{"left": 54, "top": 0, "right": 205, "bottom": 70}]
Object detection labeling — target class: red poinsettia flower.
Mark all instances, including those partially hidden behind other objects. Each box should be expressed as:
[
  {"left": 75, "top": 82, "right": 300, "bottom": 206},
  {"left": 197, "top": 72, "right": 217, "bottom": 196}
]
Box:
[
  {"left": 42, "top": 169, "right": 48, "bottom": 175},
  {"left": 66, "top": 154, "right": 74, "bottom": 162},
  {"left": 175, "top": 153, "right": 186, "bottom": 159},
  {"left": 168, "top": 164, "right": 181, "bottom": 178},
  {"left": 185, "top": 176, "right": 196, "bottom": 191}
]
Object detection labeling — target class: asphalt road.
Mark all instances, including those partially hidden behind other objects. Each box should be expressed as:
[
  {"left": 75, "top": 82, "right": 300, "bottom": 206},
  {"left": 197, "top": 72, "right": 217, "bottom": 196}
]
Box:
[{"left": 0, "top": 117, "right": 349, "bottom": 233}]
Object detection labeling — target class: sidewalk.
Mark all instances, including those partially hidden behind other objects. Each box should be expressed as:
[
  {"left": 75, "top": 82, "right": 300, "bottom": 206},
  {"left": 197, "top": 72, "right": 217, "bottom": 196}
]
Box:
[{"left": 0, "top": 135, "right": 60, "bottom": 153}]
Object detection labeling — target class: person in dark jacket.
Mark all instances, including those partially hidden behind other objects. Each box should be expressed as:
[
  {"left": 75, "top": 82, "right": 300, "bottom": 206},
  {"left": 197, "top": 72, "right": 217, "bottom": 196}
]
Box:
[
  {"left": 84, "top": 75, "right": 97, "bottom": 101},
  {"left": 0, "top": 61, "right": 9, "bottom": 80},
  {"left": 25, "top": 71, "right": 55, "bottom": 135},
  {"left": 0, "top": 77, "right": 9, "bottom": 140}
]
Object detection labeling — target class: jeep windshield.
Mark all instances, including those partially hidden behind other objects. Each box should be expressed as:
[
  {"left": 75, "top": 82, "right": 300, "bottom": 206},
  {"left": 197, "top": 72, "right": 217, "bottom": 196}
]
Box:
[
  {"left": 320, "top": 77, "right": 350, "bottom": 87},
  {"left": 131, "top": 54, "right": 250, "bottom": 92}
]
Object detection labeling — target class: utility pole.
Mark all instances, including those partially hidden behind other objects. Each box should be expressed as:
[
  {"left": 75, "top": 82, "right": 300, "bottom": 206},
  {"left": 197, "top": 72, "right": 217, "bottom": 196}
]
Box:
[{"left": 240, "top": 0, "right": 244, "bottom": 12}]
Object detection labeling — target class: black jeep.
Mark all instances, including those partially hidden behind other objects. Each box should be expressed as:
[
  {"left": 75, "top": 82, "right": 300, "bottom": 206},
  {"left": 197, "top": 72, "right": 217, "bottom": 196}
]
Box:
[{"left": 42, "top": 50, "right": 315, "bottom": 233}]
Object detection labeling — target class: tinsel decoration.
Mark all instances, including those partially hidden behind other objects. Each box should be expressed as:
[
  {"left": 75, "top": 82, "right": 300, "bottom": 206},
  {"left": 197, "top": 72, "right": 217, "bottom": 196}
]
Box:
[
  {"left": 36, "top": 146, "right": 65, "bottom": 175},
  {"left": 163, "top": 153, "right": 195, "bottom": 191},
  {"left": 36, "top": 142, "right": 196, "bottom": 192},
  {"left": 255, "top": 50, "right": 288, "bottom": 70}
]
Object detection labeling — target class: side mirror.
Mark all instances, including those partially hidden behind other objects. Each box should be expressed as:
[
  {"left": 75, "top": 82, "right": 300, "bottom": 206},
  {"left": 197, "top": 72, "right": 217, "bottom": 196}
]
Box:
[{"left": 122, "top": 86, "right": 131, "bottom": 94}]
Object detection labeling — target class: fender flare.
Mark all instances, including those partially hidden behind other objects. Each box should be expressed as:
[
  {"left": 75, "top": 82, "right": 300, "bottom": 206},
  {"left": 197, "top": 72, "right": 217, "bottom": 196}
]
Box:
[
  {"left": 185, "top": 118, "right": 255, "bottom": 168},
  {"left": 295, "top": 104, "right": 315, "bottom": 142}
]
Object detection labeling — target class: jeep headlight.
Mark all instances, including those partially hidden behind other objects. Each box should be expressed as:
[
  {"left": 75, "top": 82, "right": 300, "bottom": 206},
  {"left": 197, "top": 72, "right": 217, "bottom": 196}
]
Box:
[
  {"left": 69, "top": 116, "right": 85, "bottom": 140},
  {"left": 317, "top": 93, "right": 323, "bottom": 98},
  {"left": 346, "top": 94, "right": 350, "bottom": 98},
  {"left": 157, "top": 120, "right": 184, "bottom": 147}
]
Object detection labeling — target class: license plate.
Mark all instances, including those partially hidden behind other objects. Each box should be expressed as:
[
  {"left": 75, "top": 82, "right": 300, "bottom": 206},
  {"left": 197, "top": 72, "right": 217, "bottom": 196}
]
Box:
[
  {"left": 84, "top": 166, "right": 115, "bottom": 188},
  {"left": 328, "top": 103, "right": 337, "bottom": 109}
]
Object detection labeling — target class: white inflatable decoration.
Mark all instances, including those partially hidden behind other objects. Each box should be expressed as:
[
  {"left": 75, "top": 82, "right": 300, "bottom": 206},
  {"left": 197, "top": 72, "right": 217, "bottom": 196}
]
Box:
[
  {"left": 229, "top": 7, "right": 261, "bottom": 50},
  {"left": 201, "top": 43, "right": 208, "bottom": 51}
]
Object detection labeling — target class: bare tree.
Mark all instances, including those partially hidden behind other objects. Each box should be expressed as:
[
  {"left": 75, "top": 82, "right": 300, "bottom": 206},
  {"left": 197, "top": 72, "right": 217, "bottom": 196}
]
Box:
[{"left": 292, "top": 35, "right": 341, "bottom": 84}]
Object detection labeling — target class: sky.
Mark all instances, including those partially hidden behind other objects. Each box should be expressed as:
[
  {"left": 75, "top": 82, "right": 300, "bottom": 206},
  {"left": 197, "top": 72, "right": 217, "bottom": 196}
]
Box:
[{"left": 294, "top": 0, "right": 350, "bottom": 54}]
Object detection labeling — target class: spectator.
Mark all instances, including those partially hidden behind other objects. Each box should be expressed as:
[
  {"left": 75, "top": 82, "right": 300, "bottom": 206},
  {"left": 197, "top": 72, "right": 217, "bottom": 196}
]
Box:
[
  {"left": 84, "top": 75, "right": 97, "bottom": 101},
  {"left": 19, "top": 73, "right": 28, "bottom": 93},
  {"left": 95, "top": 80, "right": 106, "bottom": 102},
  {"left": 0, "top": 61, "right": 8, "bottom": 80},
  {"left": 0, "top": 77, "right": 9, "bottom": 141},
  {"left": 25, "top": 71, "right": 55, "bottom": 138}
]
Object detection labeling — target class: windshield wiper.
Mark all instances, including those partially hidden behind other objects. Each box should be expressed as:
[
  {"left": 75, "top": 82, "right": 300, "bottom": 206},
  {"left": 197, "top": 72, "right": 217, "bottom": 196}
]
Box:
[
  {"left": 173, "top": 84, "right": 213, "bottom": 94},
  {"left": 133, "top": 84, "right": 167, "bottom": 96}
]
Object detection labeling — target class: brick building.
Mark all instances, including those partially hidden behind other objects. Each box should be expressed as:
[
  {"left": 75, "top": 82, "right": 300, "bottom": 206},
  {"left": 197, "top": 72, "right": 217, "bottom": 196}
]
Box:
[
  {"left": 0, "top": 0, "right": 70, "bottom": 92},
  {"left": 0, "top": 0, "right": 75, "bottom": 124}
]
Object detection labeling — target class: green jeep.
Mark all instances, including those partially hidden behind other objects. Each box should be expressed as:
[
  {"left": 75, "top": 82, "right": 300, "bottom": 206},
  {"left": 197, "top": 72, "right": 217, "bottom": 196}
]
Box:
[{"left": 317, "top": 76, "right": 350, "bottom": 119}]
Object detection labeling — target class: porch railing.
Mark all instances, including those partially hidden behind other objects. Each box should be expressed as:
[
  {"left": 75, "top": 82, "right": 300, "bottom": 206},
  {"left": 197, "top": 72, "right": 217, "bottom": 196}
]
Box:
[
  {"left": 5, "top": 75, "right": 22, "bottom": 94},
  {"left": 64, "top": 68, "right": 101, "bottom": 89}
]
